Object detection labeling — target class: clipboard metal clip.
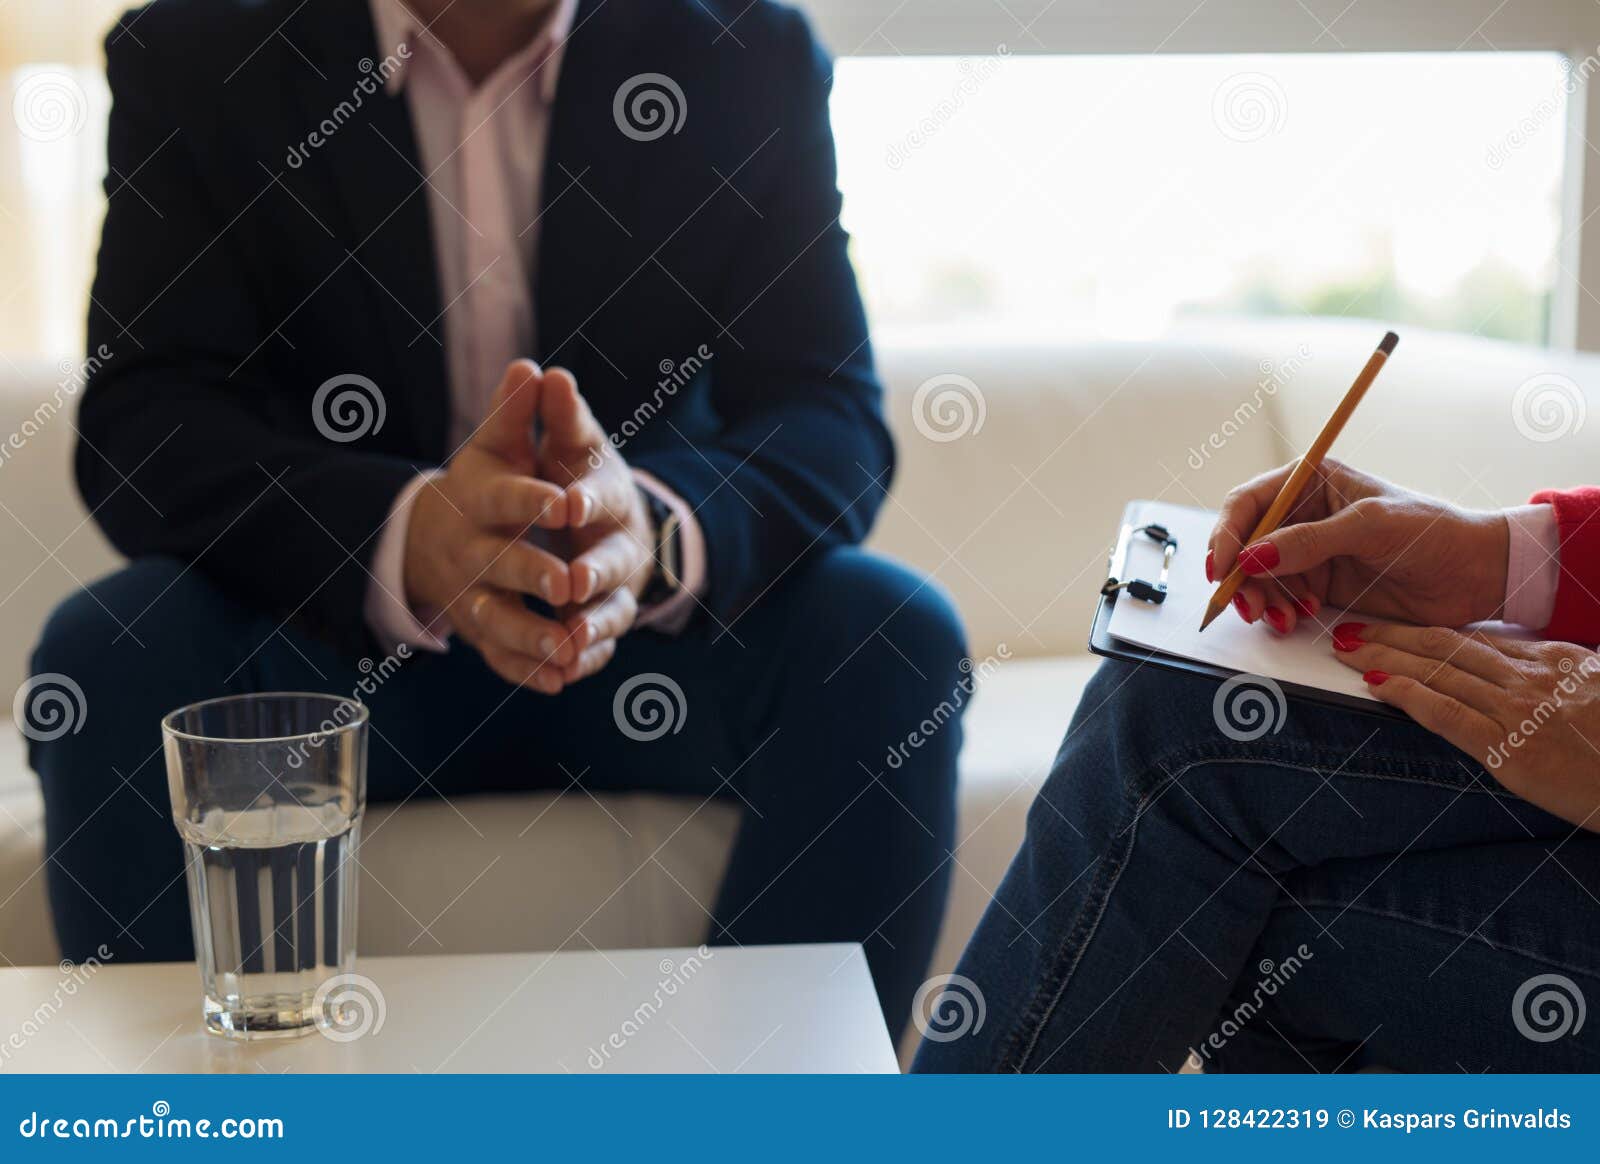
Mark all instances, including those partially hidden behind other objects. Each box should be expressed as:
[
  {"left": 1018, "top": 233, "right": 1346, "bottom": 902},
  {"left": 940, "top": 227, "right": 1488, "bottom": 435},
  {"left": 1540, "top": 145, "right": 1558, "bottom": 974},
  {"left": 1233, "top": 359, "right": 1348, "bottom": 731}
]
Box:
[{"left": 1101, "top": 522, "right": 1178, "bottom": 606}]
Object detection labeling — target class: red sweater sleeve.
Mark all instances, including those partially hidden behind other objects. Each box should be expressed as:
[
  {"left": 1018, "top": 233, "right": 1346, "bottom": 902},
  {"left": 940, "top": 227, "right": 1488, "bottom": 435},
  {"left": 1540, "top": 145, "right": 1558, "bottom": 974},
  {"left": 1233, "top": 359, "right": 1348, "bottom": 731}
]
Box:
[{"left": 1529, "top": 486, "right": 1600, "bottom": 643}]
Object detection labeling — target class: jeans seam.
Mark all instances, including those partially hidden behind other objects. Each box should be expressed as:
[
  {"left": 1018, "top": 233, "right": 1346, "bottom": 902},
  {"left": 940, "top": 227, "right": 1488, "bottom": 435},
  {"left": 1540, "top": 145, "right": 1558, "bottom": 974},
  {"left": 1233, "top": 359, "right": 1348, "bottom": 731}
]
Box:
[
  {"left": 1146, "top": 738, "right": 1522, "bottom": 802},
  {"left": 1002, "top": 780, "right": 1151, "bottom": 1073},
  {"left": 1285, "top": 898, "right": 1600, "bottom": 982}
]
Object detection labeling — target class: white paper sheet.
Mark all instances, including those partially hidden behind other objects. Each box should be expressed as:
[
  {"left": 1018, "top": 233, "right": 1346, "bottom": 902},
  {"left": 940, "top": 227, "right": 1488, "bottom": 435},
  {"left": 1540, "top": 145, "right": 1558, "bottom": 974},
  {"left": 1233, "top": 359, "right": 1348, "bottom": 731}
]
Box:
[{"left": 1104, "top": 501, "right": 1377, "bottom": 704}]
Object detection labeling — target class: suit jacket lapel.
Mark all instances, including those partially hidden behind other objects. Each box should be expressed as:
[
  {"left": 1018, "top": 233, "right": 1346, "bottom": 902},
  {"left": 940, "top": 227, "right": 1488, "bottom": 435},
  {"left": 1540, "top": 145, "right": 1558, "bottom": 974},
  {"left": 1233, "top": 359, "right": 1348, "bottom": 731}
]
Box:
[
  {"left": 535, "top": 0, "right": 658, "bottom": 378},
  {"left": 294, "top": 0, "right": 449, "bottom": 458}
]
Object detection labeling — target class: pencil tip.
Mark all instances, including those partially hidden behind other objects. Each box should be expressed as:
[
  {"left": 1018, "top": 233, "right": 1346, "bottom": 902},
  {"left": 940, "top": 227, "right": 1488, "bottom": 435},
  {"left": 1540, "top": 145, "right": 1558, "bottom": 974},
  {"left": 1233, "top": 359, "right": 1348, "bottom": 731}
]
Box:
[
  {"left": 1378, "top": 331, "right": 1399, "bottom": 356},
  {"left": 1198, "top": 607, "right": 1218, "bottom": 632}
]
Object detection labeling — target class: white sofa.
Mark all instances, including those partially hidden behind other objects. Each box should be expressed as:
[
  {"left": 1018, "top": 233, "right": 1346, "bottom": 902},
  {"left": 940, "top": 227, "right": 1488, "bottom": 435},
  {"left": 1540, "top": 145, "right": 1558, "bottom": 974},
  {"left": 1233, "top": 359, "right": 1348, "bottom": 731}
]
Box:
[{"left": 3, "top": 319, "right": 1597, "bottom": 1037}]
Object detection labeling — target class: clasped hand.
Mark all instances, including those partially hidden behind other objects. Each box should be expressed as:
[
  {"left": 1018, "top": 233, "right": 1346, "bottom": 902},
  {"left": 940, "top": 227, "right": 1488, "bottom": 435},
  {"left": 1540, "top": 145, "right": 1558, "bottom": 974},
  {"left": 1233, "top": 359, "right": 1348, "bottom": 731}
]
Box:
[{"left": 403, "top": 360, "right": 655, "bottom": 695}]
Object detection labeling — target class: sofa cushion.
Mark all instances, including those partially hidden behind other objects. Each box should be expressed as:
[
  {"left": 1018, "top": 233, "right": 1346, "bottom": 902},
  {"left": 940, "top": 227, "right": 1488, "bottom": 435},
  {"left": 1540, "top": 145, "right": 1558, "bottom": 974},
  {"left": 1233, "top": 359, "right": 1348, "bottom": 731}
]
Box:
[{"left": 0, "top": 656, "right": 1098, "bottom": 971}]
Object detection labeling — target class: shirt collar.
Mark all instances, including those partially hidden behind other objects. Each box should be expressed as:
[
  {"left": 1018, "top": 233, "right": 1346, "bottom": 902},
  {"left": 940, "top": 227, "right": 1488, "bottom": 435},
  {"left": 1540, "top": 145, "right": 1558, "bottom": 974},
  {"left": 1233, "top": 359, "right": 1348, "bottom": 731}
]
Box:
[{"left": 369, "top": 0, "right": 578, "bottom": 103}]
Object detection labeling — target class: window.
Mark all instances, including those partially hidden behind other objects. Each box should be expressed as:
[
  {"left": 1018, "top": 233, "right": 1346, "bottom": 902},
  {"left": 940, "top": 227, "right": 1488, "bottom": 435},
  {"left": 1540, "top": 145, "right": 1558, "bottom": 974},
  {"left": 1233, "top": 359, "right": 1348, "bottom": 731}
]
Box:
[{"left": 830, "top": 52, "right": 1568, "bottom": 346}]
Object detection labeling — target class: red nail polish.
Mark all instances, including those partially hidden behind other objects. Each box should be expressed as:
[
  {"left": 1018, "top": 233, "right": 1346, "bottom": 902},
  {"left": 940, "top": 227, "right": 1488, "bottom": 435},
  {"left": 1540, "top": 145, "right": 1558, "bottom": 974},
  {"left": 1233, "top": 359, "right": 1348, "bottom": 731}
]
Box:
[
  {"left": 1332, "top": 635, "right": 1362, "bottom": 653},
  {"left": 1232, "top": 594, "right": 1252, "bottom": 621},
  {"left": 1333, "top": 622, "right": 1366, "bottom": 641},
  {"left": 1205, "top": 550, "right": 1215, "bottom": 584},
  {"left": 1238, "top": 543, "right": 1280, "bottom": 575},
  {"left": 1293, "top": 595, "right": 1319, "bottom": 617},
  {"left": 1263, "top": 607, "right": 1288, "bottom": 633},
  {"left": 1363, "top": 669, "right": 1389, "bottom": 686}
]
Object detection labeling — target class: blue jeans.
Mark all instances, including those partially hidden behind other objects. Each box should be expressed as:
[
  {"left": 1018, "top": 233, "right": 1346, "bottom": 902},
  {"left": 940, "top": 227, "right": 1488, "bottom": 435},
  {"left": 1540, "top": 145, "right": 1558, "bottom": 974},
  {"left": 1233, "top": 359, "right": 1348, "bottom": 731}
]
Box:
[
  {"left": 27, "top": 548, "right": 965, "bottom": 1037},
  {"left": 914, "top": 660, "right": 1600, "bottom": 1072}
]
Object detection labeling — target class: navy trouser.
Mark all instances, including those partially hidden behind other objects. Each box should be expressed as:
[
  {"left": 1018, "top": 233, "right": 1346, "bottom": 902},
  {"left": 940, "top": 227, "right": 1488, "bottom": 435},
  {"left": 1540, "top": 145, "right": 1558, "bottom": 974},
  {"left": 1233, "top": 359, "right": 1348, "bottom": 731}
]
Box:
[
  {"left": 915, "top": 659, "right": 1600, "bottom": 1072},
  {"left": 27, "top": 548, "right": 965, "bottom": 1036}
]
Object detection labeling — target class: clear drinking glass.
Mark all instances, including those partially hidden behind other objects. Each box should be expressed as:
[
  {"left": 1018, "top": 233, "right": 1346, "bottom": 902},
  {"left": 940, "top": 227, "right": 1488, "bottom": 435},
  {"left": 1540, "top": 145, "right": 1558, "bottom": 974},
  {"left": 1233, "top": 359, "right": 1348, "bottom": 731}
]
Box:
[{"left": 162, "top": 693, "right": 368, "bottom": 1040}]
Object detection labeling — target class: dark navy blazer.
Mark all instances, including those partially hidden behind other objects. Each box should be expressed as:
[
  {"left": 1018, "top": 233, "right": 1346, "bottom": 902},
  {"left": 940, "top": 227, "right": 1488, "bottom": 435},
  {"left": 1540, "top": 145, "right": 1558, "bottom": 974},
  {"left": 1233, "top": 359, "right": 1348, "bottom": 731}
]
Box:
[{"left": 80, "top": 0, "right": 891, "bottom": 654}]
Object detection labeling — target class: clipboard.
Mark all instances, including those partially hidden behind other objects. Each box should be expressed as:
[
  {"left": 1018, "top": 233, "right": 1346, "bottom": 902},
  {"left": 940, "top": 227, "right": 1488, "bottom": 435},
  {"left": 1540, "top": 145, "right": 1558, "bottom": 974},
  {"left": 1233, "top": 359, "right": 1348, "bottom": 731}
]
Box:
[{"left": 1088, "top": 501, "right": 1406, "bottom": 721}]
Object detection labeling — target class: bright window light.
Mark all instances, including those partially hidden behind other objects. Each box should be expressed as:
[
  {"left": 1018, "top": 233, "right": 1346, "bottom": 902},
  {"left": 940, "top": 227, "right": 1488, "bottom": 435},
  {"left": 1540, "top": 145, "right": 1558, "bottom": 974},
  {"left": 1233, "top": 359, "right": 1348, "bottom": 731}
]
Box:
[{"left": 830, "top": 52, "right": 1568, "bottom": 346}]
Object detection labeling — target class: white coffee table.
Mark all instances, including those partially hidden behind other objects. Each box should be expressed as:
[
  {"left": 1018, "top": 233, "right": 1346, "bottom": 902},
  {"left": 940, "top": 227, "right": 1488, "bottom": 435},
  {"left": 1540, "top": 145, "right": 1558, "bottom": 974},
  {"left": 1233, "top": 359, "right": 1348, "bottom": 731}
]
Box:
[{"left": 0, "top": 943, "right": 898, "bottom": 1073}]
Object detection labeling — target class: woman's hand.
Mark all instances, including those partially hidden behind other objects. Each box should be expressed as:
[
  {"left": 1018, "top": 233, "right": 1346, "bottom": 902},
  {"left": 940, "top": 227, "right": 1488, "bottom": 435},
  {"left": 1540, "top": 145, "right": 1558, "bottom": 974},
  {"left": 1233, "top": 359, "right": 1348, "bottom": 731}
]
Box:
[
  {"left": 1208, "top": 459, "right": 1509, "bottom": 634},
  {"left": 1331, "top": 622, "right": 1600, "bottom": 832}
]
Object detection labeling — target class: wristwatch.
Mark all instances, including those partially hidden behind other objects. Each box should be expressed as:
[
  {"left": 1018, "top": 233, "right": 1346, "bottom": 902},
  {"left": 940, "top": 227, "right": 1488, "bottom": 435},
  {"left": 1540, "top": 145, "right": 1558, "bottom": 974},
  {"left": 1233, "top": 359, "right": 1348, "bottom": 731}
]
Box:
[{"left": 638, "top": 485, "right": 683, "bottom": 606}]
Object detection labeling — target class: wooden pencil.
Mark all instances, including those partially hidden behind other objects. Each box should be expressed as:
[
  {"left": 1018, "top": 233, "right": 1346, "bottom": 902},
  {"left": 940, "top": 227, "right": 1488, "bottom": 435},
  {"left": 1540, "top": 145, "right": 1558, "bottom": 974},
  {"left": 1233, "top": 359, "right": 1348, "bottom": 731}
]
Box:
[{"left": 1199, "top": 330, "right": 1399, "bottom": 631}]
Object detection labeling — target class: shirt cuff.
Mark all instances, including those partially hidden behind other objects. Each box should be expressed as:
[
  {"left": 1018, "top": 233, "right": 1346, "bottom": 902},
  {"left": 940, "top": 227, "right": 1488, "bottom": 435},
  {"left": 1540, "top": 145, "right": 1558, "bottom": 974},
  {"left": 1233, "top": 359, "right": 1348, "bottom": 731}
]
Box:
[
  {"left": 1503, "top": 502, "right": 1560, "bottom": 631},
  {"left": 364, "top": 470, "right": 452, "bottom": 654},
  {"left": 632, "top": 468, "right": 706, "bottom": 635}
]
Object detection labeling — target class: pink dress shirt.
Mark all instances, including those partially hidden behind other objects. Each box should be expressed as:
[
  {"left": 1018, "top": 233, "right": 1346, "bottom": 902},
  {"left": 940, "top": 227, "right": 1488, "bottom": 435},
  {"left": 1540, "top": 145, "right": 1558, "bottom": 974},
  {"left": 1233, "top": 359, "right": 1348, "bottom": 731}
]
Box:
[
  {"left": 1504, "top": 503, "right": 1560, "bottom": 630},
  {"left": 362, "top": 0, "right": 703, "bottom": 650}
]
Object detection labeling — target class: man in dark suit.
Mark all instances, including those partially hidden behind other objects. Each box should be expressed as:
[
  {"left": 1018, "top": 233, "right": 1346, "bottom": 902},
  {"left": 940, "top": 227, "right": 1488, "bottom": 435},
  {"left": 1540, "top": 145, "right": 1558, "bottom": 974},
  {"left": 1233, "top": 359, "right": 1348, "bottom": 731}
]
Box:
[{"left": 27, "top": 0, "right": 966, "bottom": 1035}]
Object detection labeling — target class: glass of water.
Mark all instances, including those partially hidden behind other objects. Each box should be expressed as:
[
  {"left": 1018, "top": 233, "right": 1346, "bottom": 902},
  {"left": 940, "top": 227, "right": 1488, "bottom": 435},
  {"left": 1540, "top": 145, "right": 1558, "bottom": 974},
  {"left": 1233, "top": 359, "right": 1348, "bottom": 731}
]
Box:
[{"left": 162, "top": 693, "right": 368, "bottom": 1040}]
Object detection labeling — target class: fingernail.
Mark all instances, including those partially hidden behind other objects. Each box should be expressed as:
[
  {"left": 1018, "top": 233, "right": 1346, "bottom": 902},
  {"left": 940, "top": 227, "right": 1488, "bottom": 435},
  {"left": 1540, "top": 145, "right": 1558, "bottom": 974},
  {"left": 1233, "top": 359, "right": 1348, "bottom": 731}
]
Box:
[
  {"left": 1205, "top": 550, "right": 1215, "bottom": 583},
  {"left": 1264, "top": 607, "right": 1288, "bottom": 633},
  {"left": 539, "top": 635, "right": 556, "bottom": 657},
  {"left": 575, "top": 490, "right": 592, "bottom": 524},
  {"left": 1293, "top": 594, "right": 1320, "bottom": 617},
  {"left": 540, "top": 575, "right": 556, "bottom": 602},
  {"left": 1232, "top": 594, "right": 1253, "bottom": 622},
  {"left": 1332, "top": 621, "right": 1366, "bottom": 651},
  {"left": 1237, "top": 543, "right": 1279, "bottom": 575},
  {"left": 1363, "top": 669, "right": 1389, "bottom": 686}
]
